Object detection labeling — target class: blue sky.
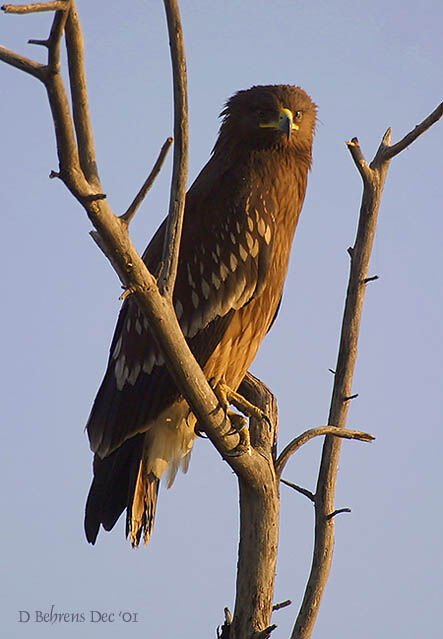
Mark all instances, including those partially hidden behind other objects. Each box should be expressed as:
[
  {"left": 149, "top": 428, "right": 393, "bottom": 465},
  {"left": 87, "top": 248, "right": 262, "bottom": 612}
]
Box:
[{"left": 1, "top": 1, "right": 442, "bottom": 637}]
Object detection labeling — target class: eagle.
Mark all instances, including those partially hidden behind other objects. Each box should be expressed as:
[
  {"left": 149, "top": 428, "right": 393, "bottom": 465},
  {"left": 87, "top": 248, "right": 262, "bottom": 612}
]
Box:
[{"left": 85, "top": 84, "right": 317, "bottom": 547}]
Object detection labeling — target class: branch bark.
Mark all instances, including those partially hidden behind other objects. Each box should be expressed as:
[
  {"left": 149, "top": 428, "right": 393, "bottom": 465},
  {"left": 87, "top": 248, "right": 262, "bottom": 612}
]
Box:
[{"left": 291, "top": 103, "right": 443, "bottom": 639}]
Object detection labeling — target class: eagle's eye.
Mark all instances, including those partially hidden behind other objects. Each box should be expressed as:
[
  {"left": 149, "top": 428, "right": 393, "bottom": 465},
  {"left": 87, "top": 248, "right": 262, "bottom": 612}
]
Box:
[{"left": 294, "top": 110, "right": 303, "bottom": 121}]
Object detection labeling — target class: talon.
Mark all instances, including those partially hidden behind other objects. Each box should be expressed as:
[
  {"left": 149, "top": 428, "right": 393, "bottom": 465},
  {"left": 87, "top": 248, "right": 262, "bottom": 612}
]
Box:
[
  {"left": 223, "top": 411, "right": 247, "bottom": 437},
  {"left": 225, "top": 425, "right": 251, "bottom": 457},
  {"left": 194, "top": 423, "right": 208, "bottom": 438}
]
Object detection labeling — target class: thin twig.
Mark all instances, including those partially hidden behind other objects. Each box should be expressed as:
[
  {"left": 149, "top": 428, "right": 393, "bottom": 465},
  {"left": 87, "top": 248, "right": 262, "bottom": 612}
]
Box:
[
  {"left": 272, "top": 600, "right": 292, "bottom": 612},
  {"left": 1, "top": 1, "right": 66, "bottom": 13},
  {"left": 253, "top": 625, "right": 278, "bottom": 639},
  {"left": 292, "top": 104, "right": 442, "bottom": 639},
  {"left": 280, "top": 479, "right": 315, "bottom": 502},
  {"left": 362, "top": 275, "right": 379, "bottom": 284},
  {"left": 275, "top": 426, "right": 374, "bottom": 477},
  {"left": 28, "top": 38, "right": 50, "bottom": 47},
  {"left": 158, "top": 0, "right": 189, "bottom": 298},
  {"left": 326, "top": 508, "right": 351, "bottom": 520},
  {"left": 120, "top": 137, "right": 173, "bottom": 224}
]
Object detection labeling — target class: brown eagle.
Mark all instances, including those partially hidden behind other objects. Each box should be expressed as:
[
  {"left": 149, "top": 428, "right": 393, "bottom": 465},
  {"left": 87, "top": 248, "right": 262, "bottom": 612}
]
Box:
[{"left": 85, "top": 84, "right": 317, "bottom": 547}]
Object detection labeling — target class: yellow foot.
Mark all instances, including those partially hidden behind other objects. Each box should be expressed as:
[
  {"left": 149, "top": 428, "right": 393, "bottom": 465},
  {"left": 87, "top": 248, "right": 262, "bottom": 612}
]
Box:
[{"left": 214, "top": 382, "right": 271, "bottom": 426}]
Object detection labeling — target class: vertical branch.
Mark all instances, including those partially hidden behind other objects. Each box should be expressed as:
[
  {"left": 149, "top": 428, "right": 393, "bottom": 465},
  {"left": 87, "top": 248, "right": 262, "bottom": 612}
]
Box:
[
  {"left": 41, "top": 7, "right": 85, "bottom": 185},
  {"left": 230, "top": 374, "right": 280, "bottom": 639},
  {"left": 159, "top": 0, "right": 189, "bottom": 298},
  {"left": 291, "top": 136, "right": 389, "bottom": 639},
  {"left": 64, "top": 0, "right": 100, "bottom": 186},
  {"left": 292, "top": 100, "right": 443, "bottom": 639}
]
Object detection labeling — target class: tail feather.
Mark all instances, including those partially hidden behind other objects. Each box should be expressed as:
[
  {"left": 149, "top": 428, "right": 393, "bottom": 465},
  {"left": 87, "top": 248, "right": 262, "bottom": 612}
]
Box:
[
  {"left": 84, "top": 435, "right": 144, "bottom": 544},
  {"left": 85, "top": 402, "right": 196, "bottom": 547},
  {"left": 127, "top": 463, "right": 159, "bottom": 547}
]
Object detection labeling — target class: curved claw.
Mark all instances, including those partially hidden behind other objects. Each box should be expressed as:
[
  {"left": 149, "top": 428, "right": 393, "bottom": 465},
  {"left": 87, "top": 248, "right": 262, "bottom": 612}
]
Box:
[
  {"left": 225, "top": 443, "right": 251, "bottom": 457},
  {"left": 224, "top": 417, "right": 251, "bottom": 457},
  {"left": 262, "top": 413, "right": 272, "bottom": 429},
  {"left": 224, "top": 427, "right": 240, "bottom": 437}
]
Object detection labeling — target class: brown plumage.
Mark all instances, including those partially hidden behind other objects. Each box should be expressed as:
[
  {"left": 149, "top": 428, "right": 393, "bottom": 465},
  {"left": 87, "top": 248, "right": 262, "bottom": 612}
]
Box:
[{"left": 85, "top": 85, "right": 317, "bottom": 547}]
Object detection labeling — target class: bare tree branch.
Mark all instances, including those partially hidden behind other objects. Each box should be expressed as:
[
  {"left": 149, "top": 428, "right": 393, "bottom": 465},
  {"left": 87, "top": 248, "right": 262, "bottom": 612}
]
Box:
[
  {"left": 291, "top": 104, "right": 443, "bottom": 639},
  {"left": 158, "top": 0, "right": 189, "bottom": 298},
  {"left": 326, "top": 508, "right": 351, "bottom": 520},
  {"left": 272, "top": 600, "right": 292, "bottom": 612},
  {"left": 0, "top": 43, "right": 44, "bottom": 77},
  {"left": 0, "top": 3, "right": 84, "bottom": 182},
  {"left": 276, "top": 426, "right": 374, "bottom": 477},
  {"left": 120, "top": 137, "right": 173, "bottom": 224},
  {"left": 378, "top": 101, "right": 443, "bottom": 161},
  {"left": 280, "top": 479, "right": 315, "bottom": 502}
]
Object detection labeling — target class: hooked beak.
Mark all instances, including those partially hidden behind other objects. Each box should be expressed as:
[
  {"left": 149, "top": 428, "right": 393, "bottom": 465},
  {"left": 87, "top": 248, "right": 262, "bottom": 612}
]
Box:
[{"left": 259, "top": 107, "right": 299, "bottom": 140}]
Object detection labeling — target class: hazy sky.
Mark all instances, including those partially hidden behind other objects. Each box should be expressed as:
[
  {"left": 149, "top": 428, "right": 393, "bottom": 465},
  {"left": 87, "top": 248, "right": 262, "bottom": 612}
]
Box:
[{"left": 1, "top": 1, "right": 442, "bottom": 637}]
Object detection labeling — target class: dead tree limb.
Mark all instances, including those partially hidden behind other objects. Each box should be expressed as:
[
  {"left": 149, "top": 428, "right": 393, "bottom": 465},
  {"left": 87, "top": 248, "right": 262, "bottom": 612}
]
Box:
[
  {"left": 291, "top": 102, "right": 443, "bottom": 639},
  {"left": 120, "top": 137, "right": 173, "bottom": 224},
  {"left": 276, "top": 426, "right": 374, "bottom": 477}
]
